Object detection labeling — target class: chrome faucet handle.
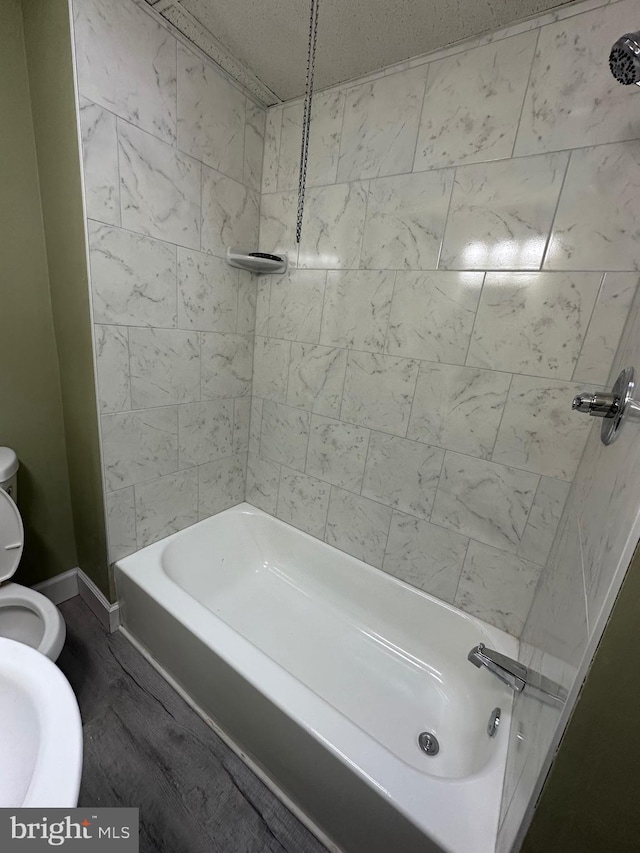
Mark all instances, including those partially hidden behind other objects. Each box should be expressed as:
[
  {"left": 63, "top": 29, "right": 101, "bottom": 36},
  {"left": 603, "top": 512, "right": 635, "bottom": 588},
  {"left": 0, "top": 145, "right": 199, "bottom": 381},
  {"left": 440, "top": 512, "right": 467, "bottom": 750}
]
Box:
[
  {"left": 572, "top": 366, "right": 640, "bottom": 445},
  {"left": 571, "top": 392, "right": 618, "bottom": 418}
]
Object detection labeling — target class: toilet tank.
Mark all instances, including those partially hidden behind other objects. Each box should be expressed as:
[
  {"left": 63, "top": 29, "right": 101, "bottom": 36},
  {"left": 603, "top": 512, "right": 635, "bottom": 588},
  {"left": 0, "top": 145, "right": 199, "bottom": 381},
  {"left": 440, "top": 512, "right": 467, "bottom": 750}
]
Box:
[{"left": 0, "top": 448, "right": 18, "bottom": 502}]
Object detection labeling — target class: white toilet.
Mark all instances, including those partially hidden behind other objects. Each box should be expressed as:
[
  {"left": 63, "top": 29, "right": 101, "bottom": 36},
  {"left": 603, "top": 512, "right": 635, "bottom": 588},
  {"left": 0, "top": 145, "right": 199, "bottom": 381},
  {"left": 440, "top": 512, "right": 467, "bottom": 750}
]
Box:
[{"left": 0, "top": 448, "right": 66, "bottom": 661}]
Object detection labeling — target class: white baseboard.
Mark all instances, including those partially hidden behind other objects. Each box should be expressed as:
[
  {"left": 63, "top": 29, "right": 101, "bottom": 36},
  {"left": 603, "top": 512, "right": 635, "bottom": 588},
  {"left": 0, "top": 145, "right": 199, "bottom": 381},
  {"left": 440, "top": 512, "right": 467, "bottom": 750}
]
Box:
[
  {"left": 33, "top": 567, "right": 120, "bottom": 633},
  {"left": 77, "top": 569, "right": 120, "bottom": 633},
  {"left": 33, "top": 568, "right": 79, "bottom": 604}
]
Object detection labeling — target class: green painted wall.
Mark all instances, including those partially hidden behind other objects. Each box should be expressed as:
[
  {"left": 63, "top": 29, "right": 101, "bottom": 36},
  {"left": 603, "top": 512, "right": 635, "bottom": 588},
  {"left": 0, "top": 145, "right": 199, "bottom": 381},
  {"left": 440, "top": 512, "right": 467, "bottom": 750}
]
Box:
[
  {"left": 0, "top": 0, "right": 77, "bottom": 584},
  {"left": 523, "top": 542, "right": 640, "bottom": 853},
  {"left": 21, "top": 0, "right": 110, "bottom": 598}
]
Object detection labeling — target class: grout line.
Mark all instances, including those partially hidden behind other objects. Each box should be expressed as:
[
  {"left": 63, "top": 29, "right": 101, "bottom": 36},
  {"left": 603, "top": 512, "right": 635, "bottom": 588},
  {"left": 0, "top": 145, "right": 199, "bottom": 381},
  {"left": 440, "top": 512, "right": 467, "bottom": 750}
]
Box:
[
  {"left": 409, "top": 63, "right": 430, "bottom": 172},
  {"left": 571, "top": 272, "right": 606, "bottom": 381},
  {"left": 427, "top": 446, "right": 448, "bottom": 523},
  {"left": 577, "top": 514, "right": 591, "bottom": 636},
  {"left": 173, "top": 37, "right": 178, "bottom": 149},
  {"left": 315, "top": 270, "right": 330, "bottom": 349},
  {"left": 510, "top": 28, "right": 541, "bottom": 159},
  {"left": 539, "top": 149, "right": 572, "bottom": 270},
  {"left": 451, "top": 538, "right": 473, "bottom": 604},
  {"left": 519, "top": 474, "right": 543, "bottom": 546},
  {"left": 437, "top": 166, "right": 458, "bottom": 269},
  {"left": 334, "top": 80, "right": 350, "bottom": 183},
  {"left": 359, "top": 429, "right": 374, "bottom": 496},
  {"left": 463, "top": 272, "right": 486, "bottom": 365},
  {"left": 382, "top": 270, "right": 398, "bottom": 351},
  {"left": 434, "top": 169, "right": 457, "bottom": 270},
  {"left": 356, "top": 180, "right": 371, "bottom": 269},
  {"left": 403, "top": 353, "right": 420, "bottom": 440},
  {"left": 489, "top": 372, "right": 515, "bottom": 460}
]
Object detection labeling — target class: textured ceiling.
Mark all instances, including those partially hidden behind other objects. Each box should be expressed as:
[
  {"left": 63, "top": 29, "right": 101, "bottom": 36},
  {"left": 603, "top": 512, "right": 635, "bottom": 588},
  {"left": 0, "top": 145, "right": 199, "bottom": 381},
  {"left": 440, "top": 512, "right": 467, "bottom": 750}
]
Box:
[{"left": 149, "top": 0, "right": 574, "bottom": 103}]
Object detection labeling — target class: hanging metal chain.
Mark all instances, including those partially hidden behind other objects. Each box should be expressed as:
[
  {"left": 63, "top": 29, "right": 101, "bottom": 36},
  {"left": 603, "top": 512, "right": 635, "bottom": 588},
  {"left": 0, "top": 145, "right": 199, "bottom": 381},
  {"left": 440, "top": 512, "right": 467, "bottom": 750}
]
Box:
[{"left": 296, "top": 0, "right": 320, "bottom": 244}]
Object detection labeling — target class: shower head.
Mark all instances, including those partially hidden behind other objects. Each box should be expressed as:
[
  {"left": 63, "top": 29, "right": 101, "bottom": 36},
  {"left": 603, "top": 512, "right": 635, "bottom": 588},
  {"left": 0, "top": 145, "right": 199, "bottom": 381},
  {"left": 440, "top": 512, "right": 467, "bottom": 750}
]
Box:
[{"left": 609, "top": 32, "right": 640, "bottom": 85}]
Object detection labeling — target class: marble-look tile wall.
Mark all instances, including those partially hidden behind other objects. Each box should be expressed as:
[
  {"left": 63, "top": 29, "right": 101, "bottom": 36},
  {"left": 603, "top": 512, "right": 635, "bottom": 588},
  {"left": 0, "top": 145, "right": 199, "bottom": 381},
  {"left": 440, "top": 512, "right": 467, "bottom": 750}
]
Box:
[
  {"left": 497, "top": 273, "right": 640, "bottom": 853},
  {"left": 252, "top": 0, "right": 640, "bottom": 638},
  {"left": 72, "top": 0, "right": 264, "bottom": 560}
]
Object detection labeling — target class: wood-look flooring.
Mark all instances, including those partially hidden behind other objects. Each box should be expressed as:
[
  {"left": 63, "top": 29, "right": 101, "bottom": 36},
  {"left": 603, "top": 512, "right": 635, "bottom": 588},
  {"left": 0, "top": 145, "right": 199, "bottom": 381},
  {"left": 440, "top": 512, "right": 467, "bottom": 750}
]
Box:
[{"left": 58, "top": 597, "right": 328, "bottom": 853}]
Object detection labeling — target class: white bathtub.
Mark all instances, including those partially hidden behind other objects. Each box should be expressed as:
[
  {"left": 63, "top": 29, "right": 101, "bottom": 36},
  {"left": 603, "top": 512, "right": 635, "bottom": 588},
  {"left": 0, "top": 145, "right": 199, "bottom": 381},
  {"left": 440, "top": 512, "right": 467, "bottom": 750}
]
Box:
[{"left": 115, "top": 503, "right": 517, "bottom": 853}]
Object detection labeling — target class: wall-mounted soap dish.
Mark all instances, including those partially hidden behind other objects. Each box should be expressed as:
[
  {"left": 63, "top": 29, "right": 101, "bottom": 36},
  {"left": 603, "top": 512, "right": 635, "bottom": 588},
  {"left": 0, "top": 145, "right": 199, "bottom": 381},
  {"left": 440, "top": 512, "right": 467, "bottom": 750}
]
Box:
[{"left": 226, "top": 248, "right": 288, "bottom": 275}]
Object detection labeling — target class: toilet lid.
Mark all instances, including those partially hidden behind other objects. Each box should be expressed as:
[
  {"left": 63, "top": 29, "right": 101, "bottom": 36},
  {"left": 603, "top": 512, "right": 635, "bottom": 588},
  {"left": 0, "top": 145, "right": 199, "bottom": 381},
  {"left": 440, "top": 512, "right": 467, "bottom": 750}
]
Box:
[{"left": 0, "top": 488, "right": 23, "bottom": 582}]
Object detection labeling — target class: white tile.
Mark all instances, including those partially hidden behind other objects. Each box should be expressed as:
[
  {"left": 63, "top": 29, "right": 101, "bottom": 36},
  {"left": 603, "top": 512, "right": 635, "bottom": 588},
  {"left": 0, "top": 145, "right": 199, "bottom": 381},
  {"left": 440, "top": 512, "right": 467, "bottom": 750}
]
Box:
[
  {"left": 361, "top": 170, "right": 454, "bottom": 270},
  {"left": 325, "top": 487, "right": 393, "bottom": 569},
  {"left": 467, "top": 271, "right": 602, "bottom": 379},
  {"left": 244, "top": 101, "right": 266, "bottom": 192},
  {"left": 276, "top": 90, "right": 345, "bottom": 191},
  {"left": 129, "top": 328, "right": 200, "bottom": 408},
  {"left": 492, "top": 375, "right": 596, "bottom": 481},
  {"left": 255, "top": 277, "right": 271, "bottom": 336},
  {"left": 298, "top": 182, "right": 368, "bottom": 270},
  {"left": 305, "top": 415, "right": 369, "bottom": 492},
  {"left": 252, "top": 337, "right": 290, "bottom": 403},
  {"left": 79, "top": 97, "right": 120, "bottom": 226},
  {"left": 105, "top": 487, "right": 136, "bottom": 563},
  {"left": 237, "top": 271, "right": 257, "bottom": 335},
  {"left": 414, "top": 32, "right": 537, "bottom": 170},
  {"left": 515, "top": 0, "right": 640, "bottom": 156},
  {"left": 268, "top": 270, "right": 326, "bottom": 343},
  {"left": 261, "top": 107, "right": 282, "bottom": 194},
  {"left": 574, "top": 273, "right": 638, "bottom": 385},
  {"left": 341, "top": 351, "right": 419, "bottom": 436},
  {"left": 233, "top": 397, "right": 251, "bottom": 454},
  {"left": 408, "top": 363, "right": 511, "bottom": 459},
  {"left": 198, "top": 454, "right": 246, "bottom": 518},
  {"left": 73, "top": 0, "right": 177, "bottom": 143},
  {"left": 387, "top": 271, "right": 482, "bottom": 364},
  {"left": 518, "top": 477, "right": 571, "bottom": 566},
  {"left": 320, "top": 270, "right": 395, "bottom": 352},
  {"left": 337, "top": 68, "right": 427, "bottom": 182},
  {"left": 201, "top": 167, "right": 260, "bottom": 258},
  {"left": 119, "top": 122, "right": 200, "bottom": 249},
  {"left": 88, "top": 222, "right": 177, "bottom": 327},
  {"left": 177, "top": 248, "right": 237, "bottom": 333},
  {"left": 259, "top": 191, "right": 298, "bottom": 266},
  {"left": 440, "top": 153, "right": 569, "bottom": 270},
  {"left": 454, "top": 540, "right": 541, "bottom": 637},
  {"left": 382, "top": 511, "right": 468, "bottom": 601},
  {"left": 134, "top": 468, "right": 198, "bottom": 547},
  {"left": 102, "top": 406, "right": 178, "bottom": 491},
  {"left": 260, "top": 401, "right": 310, "bottom": 472},
  {"left": 178, "top": 400, "right": 233, "bottom": 468},
  {"left": 431, "top": 452, "right": 539, "bottom": 552},
  {"left": 249, "top": 396, "right": 263, "bottom": 455},
  {"left": 94, "top": 324, "right": 131, "bottom": 414},
  {"left": 545, "top": 142, "right": 640, "bottom": 271},
  {"left": 200, "top": 332, "right": 252, "bottom": 399},
  {"left": 362, "top": 432, "right": 444, "bottom": 519},
  {"left": 177, "top": 43, "right": 245, "bottom": 182},
  {"left": 246, "top": 452, "right": 280, "bottom": 514},
  {"left": 276, "top": 468, "right": 330, "bottom": 538},
  {"left": 286, "top": 343, "right": 347, "bottom": 419}
]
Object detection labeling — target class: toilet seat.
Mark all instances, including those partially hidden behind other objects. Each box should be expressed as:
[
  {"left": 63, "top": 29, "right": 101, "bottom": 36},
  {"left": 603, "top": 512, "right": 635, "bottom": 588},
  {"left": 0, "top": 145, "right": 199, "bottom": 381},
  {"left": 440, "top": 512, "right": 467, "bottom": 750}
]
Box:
[
  {"left": 0, "top": 583, "right": 66, "bottom": 661},
  {"left": 0, "top": 488, "right": 65, "bottom": 661}
]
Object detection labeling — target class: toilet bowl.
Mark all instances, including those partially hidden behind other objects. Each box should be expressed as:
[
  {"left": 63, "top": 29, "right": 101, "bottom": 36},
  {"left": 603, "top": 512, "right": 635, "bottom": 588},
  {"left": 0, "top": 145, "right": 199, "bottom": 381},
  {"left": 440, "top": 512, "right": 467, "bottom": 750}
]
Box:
[{"left": 0, "top": 487, "right": 66, "bottom": 661}]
